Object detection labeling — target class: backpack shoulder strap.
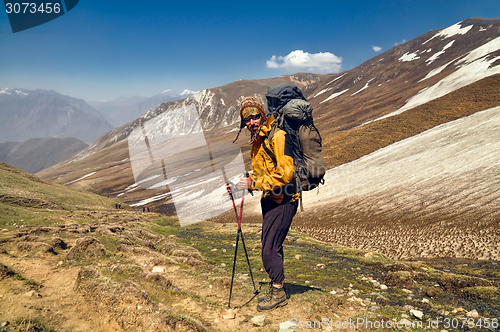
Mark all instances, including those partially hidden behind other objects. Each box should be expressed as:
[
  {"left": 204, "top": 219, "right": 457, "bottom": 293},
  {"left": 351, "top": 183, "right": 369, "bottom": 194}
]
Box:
[{"left": 267, "top": 113, "right": 283, "bottom": 144}]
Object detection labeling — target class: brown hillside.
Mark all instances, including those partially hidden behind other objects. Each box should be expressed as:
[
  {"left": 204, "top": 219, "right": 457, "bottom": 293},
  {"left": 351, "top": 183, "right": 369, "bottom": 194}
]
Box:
[{"left": 322, "top": 74, "right": 500, "bottom": 168}]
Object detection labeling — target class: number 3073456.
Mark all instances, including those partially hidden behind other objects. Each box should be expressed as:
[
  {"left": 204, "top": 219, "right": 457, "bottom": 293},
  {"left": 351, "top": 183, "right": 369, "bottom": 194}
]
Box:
[{"left": 5, "top": 3, "right": 61, "bottom": 14}]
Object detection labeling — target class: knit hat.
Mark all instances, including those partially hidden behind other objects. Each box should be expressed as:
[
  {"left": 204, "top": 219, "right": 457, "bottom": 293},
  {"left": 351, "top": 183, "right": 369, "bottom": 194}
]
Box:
[{"left": 239, "top": 96, "right": 266, "bottom": 129}]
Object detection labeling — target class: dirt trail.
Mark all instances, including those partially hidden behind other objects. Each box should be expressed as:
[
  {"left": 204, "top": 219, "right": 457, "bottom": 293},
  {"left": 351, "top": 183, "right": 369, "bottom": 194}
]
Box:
[{"left": 0, "top": 254, "right": 124, "bottom": 332}]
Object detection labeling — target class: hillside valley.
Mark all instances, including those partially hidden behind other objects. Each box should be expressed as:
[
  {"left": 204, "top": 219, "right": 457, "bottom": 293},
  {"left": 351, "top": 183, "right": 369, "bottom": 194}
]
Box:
[
  {"left": 1, "top": 162, "right": 499, "bottom": 331},
  {"left": 33, "top": 18, "right": 500, "bottom": 263}
]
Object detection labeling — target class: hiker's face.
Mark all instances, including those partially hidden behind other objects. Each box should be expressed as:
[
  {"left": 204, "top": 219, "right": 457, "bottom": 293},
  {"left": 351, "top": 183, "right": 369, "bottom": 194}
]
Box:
[{"left": 244, "top": 114, "right": 262, "bottom": 134}]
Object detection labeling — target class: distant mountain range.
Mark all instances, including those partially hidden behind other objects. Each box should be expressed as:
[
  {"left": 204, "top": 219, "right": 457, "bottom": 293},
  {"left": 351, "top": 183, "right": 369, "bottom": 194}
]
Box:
[
  {"left": 0, "top": 137, "right": 87, "bottom": 174},
  {"left": 0, "top": 88, "right": 113, "bottom": 144},
  {"left": 87, "top": 89, "right": 197, "bottom": 127}
]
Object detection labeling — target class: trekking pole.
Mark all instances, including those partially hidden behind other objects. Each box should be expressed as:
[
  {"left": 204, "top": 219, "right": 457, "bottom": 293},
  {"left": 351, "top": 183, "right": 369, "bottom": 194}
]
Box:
[
  {"left": 236, "top": 189, "right": 258, "bottom": 294},
  {"left": 222, "top": 175, "right": 259, "bottom": 319},
  {"left": 236, "top": 174, "right": 258, "bottom": 294},
  {"left": 222, "top": 185, "right": 242, "bottom": 319}
]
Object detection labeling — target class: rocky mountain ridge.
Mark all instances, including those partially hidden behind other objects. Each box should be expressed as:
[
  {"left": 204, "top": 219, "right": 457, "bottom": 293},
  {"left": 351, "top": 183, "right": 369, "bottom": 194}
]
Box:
[{"left": 87, "top": 89, "right": 197, "bottom": 128}]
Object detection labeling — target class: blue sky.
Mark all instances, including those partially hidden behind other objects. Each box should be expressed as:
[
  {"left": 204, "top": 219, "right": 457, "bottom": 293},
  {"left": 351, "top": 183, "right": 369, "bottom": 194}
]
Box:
[{"left": 1, "top": 0, "right": 499, "bottom": 101}]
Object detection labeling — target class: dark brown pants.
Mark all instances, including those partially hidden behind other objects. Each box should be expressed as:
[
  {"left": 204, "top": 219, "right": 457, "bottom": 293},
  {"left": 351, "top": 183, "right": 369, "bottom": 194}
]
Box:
[{"left": 261, "top": 199, "right": 298, "bottom": 284}]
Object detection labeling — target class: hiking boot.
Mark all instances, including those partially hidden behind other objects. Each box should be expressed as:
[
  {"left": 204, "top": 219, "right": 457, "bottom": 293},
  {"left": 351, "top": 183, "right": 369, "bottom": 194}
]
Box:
[{"left": 256, "top": 285, "right": 288, "bottom": 311}]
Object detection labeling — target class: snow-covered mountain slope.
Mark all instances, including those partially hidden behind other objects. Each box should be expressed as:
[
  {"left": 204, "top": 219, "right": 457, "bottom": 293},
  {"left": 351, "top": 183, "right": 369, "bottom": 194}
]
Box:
[
  {"left": 291, "top": 106, "right": 500, "bottom": 260},
  {"left": 308, "top": 18, "right": 500, "bottom": 136},
  {"left": 87, "top": 89, "right": 197, "bottom": 128}
]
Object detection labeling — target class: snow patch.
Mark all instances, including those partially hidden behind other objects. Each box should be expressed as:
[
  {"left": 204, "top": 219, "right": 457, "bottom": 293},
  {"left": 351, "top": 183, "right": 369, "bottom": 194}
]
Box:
[
  {"left": 327, "top": 73, "right": 346, "bottom": 85},
  {"left": 426, "top": 40, "right": 455, "bottom": 65},
  {"left": 351, "top": 78, "right": 375, "bottom": 96},
  {"left": 64, "top": 172, "right": 96, "bottom": 185},
  {"left": 130, "top": 193, "right": 170, "bottom": 207},
  {"left": 419, "top": 59, "right": 454, "bottom": 82},
  {"left": 320, "top": 89, "right": 349, "bottom": 104},
  {"left": 314, "top": 88, "right": 332, "bottom": 98},
  {"left": 182, "top": 89, "right": 199, "bottom": 96},
  {"left": 423, "top": 22, "right": 473, "bottom": 44},
  {"left": 399, "top": 52, "right": 420, "bottom": 62},
  {"left": 125, "top": 174, "right": 162, "bottom": 191}
]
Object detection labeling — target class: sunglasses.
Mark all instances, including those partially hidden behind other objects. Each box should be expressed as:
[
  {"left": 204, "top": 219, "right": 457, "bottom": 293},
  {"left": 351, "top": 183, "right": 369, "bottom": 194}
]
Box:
[{"left": 243, "top": 113, "right": 261, "bottom": 123}]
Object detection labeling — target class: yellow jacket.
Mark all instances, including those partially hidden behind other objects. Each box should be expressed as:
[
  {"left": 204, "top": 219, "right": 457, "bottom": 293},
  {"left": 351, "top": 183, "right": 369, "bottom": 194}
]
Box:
[{"left": 249, "top": 115, "right": 300, "bottom": 204}]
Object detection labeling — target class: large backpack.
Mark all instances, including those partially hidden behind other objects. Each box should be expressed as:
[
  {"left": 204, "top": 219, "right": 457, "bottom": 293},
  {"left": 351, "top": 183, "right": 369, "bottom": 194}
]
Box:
[{"left": 266, "top": 84, "right": 326, "bottom": 195}]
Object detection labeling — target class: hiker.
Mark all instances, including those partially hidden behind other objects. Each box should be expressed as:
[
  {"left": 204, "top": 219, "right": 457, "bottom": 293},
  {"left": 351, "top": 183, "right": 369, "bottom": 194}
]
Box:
[
  {"left": 232, "top": 95, "right": 300, "bottom": 311},
  {"left": 143, "top": 206, "right": 146, "bottom": 212}
]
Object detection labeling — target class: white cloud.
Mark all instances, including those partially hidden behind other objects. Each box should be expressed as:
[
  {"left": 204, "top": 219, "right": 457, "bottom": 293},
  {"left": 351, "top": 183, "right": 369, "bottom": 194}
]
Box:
[
  {"left": 372, "top": 45, "right": 382, "bottom": 52},
  {"left": 266, "top": 50, "right": 342, "bottom": 73}
]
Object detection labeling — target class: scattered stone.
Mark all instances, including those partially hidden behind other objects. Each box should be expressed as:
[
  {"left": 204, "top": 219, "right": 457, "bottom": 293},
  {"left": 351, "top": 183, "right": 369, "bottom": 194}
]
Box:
[
  {"left": 24, "top": 290, "right": 41, "bottom": 298},
  {"left": 402, "top": 305, "right": 414, "bottom": 311},
  {"left": 402, "top": 288, "right": 413, "bottom": 294},
  {"left": 279, "top": 321, "right": 293, "bottom": 329},
  {"left": 316, "top": 263, "right": 326, "bottom": 269},
  {"left": 152, "top": 266, "right": 165, "bottom": 273},
  {"left": 399, "top": 318, "right": 412, "bottom": 325},
  {"left": 437, "top": 309, "right": 449, "bottom": 316},
  {"left": 425, "top": 287, "right": 437, "bottom": 297},
  {"left": 466, "top": 309, "right": 479, "bottom": 318},
  {"left": 221, "top": 263, "right": 226, "bottom": 267},
  {"left": 410, "top": 309, "right": 424, "bottom": 320},
  {"left": 401, "top": 314, "right": 409, "bottom": 318},
  {"left": 330, "top": 289, "right": 337, "bottom": 295},
  {"left": 295, "top": 255, "right": 301, "bottom": 260},
  {"left": 364, "top": 252, "right": 373, "bottom": 258},
  {"left": 251, "top": 315, "right": 267, "bottom": 327},
  {"left": 380, "top": 284, "right": 388, "bottom": 291},
  {"left": 370, "top": 280, "right": 380, "bottom": 287},
  {"left": 221, "top": 308, "right": 235, "bottom": 320},
  {"left": 369, "top": 306, "right": 380, "bottom": 311},
  {"left": 422, "top": 298, "right": 430, "bottom": 303},
  {"left": 1, "top": 321, "right": 10, "bottom": 327}
]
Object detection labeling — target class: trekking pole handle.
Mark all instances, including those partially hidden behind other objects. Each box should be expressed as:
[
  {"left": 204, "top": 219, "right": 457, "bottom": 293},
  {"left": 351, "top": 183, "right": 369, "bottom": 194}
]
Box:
[{"left": 244, "top": 172, "right": 254, "bottom": 196}]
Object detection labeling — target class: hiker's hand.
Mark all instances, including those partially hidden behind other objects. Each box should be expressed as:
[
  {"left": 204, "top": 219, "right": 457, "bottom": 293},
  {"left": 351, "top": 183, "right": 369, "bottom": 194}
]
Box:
[{"left": 239, "top": 177, "right": 251, "bottom": 189}]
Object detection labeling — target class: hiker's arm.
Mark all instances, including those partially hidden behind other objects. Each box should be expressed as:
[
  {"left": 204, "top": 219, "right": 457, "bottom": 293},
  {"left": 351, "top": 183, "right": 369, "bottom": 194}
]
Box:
[{"left": 250, "top": 131, "right": 294, "bottom": 191}]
